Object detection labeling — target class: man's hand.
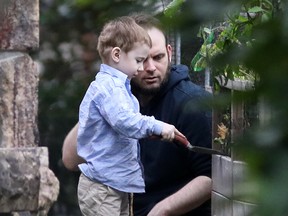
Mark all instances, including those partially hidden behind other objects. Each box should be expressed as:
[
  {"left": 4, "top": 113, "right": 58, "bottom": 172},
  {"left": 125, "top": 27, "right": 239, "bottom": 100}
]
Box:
[{"left": 62, "top": 123, "right": 85, "bottom": 171}]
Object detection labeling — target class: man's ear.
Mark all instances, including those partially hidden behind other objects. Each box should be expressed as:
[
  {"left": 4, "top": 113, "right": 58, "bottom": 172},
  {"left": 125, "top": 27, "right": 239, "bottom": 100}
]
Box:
[
  {"left": 111, "top": 47, "right": 121, "bottom": 63},
  {"left": 167, "top": 44, "right": 172, "bottom": 63}
]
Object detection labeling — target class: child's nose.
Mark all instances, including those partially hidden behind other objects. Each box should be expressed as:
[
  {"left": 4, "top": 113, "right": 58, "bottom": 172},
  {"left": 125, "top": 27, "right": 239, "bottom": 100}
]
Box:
[{"left": 138, "top": 64, "right": 144, "bottom": 71}]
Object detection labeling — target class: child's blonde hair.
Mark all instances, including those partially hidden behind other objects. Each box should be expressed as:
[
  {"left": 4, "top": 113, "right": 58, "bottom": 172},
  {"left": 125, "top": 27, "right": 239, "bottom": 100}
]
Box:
[{"left": 97, "top": 16, "right": 152, "bottom": 63}]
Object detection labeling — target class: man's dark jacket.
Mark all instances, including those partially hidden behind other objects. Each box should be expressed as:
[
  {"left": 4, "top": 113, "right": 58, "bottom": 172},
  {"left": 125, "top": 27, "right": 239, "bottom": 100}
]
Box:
[{"left": 133, "top": 64, "right": 212, "bottom": 216}]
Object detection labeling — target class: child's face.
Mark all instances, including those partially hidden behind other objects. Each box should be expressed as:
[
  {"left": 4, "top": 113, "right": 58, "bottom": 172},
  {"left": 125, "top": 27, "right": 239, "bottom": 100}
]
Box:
[{"left": 117, "top": 42, "right": 150, "bottom": 79}]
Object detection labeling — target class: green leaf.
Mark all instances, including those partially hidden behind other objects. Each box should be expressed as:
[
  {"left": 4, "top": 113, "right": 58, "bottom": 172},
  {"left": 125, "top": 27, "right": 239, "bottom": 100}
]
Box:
[
  {"left": 237, "top": 15, "right": 249, "bottom": 23},
  {"left": 203, "top": 27, "right": 212, "bottom": 35},
  {"left": 248, "top": 6, "right": 264, "bottom": 13},
  {"left": 164, "top": 0, "right": 185, "bottom": 18}
]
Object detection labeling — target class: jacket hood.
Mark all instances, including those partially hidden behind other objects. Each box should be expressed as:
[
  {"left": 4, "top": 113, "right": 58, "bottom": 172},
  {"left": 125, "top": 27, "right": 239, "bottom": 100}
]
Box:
[{"left": 158, "top": 64, "right": 190, "bottom": 97}]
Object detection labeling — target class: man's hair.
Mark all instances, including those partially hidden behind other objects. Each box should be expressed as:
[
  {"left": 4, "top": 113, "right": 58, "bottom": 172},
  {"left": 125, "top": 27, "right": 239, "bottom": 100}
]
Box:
[
  {"left": 97, "top": 16, "right": 151, "bottom": 62},
  {"left": 130, "top": 13, "right": 168, "bottom": 45}
]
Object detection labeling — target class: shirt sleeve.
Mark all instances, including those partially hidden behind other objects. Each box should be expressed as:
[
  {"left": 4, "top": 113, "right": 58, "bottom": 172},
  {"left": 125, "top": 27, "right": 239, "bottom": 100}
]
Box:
[{"left": 94, "top": 82, "right": 163, "bottom": 139}]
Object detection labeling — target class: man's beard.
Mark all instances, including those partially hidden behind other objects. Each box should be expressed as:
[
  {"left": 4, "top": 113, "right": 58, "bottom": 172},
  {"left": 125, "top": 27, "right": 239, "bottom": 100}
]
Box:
[{"left": 131, "top": 64, "right": 171, "bottom": 96}]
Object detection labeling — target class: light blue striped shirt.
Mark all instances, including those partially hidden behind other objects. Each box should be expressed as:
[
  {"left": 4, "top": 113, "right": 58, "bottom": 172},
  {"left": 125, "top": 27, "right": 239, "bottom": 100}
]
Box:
[{"left": 77, "top": 64, "right": 163, "bottom": 193}]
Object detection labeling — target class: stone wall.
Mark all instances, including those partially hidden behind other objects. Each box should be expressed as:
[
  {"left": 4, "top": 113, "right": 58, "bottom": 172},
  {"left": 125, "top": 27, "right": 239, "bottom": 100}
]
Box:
[{"left": 0, "top": 0, "right": 59, "bottom": 215}]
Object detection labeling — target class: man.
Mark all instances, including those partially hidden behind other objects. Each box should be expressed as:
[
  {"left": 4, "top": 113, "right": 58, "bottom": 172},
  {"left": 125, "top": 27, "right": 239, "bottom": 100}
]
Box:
[{"left": 62, "top": 13, "right": 212, "bottom": 216}]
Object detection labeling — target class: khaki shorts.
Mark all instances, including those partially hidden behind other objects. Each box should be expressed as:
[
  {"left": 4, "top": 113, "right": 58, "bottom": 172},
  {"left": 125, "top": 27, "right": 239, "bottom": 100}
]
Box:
[{"left": 78, "top": 173, "right": 131, "bottom": 216}]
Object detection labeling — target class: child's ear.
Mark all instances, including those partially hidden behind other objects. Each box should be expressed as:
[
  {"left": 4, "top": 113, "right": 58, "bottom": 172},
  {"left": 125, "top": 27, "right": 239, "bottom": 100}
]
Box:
[{"left": 111, "top": 47, "right": 121, "bottom": 63}]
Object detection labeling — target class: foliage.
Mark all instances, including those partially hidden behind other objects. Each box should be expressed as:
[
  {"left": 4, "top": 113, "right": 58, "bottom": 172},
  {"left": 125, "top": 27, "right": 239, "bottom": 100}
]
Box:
[
  {"left": 210, "top": 1, "right": 288, "bottom": 215},
  {"left": 164, "top": 0, "right": 185, "bottom": 18},
  {"left": 165, "top": 0, "right": 288, "bottom": 215},
  {"left": 191, "top": 0, "right": 275, "bottom": 84},
  {"left": 186, "top": 0, "right": 280, "bottom": 156}
]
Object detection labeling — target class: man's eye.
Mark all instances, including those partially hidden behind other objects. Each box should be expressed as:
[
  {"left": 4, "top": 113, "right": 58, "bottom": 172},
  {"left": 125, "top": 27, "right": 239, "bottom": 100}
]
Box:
[
  {"left": 136, "top": 59, "right": 143, "bottom": 63},
  {"left": 153, "top": 54, "right": 164, "bottom": 61}
]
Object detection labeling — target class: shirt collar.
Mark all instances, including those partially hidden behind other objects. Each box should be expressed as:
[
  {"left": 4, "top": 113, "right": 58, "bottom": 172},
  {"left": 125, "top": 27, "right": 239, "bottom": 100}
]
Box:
[{"left": 99, "top": 64, "right": 128, "bottom": 84}]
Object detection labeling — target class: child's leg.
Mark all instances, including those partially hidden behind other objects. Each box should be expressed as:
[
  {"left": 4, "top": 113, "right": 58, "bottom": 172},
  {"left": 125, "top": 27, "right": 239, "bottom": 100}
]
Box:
[{"left": 78, "top": 173, "right": 129, "bottom": 216}]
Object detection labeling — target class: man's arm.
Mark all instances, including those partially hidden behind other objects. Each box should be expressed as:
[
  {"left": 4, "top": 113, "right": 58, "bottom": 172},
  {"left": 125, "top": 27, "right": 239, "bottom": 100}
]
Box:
[
  {"left": 62, "top": 123, "right": 84, "bottom": 171},
  {"left": 147, "top": 175, "right": 212, "bottom": 216},
  {"left": 148, "top": 90, "right": 213, "bottom": 216}
]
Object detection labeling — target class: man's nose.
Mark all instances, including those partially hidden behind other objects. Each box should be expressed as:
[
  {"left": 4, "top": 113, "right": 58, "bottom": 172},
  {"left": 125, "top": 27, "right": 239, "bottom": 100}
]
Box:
[{"left": 144, "top": 58, "right": 156, "bottom": 72}]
